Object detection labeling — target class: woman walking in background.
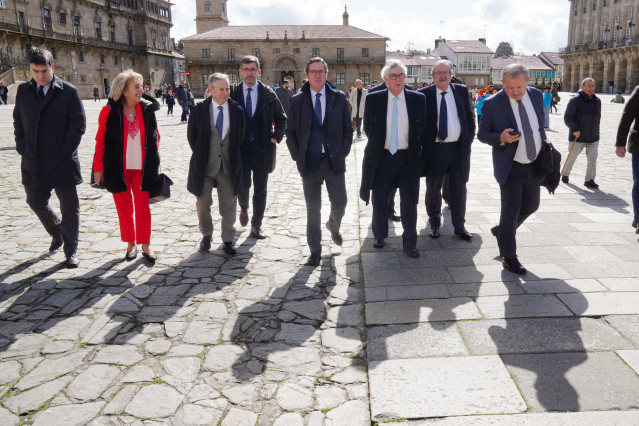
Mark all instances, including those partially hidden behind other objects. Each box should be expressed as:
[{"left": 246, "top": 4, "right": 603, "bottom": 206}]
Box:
[{"left": 93, "top": 70, "right": 161, "bottom": 263}]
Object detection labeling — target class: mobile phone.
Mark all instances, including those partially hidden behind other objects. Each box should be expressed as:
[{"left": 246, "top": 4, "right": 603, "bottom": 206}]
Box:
[{"left": 509, "top": 131, "right": 521, "bottom": 136}]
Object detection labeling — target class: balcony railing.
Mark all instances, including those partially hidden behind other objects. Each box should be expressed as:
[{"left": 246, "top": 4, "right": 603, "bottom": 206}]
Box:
[{"left": 562, "top": 34, "right": 639, "bottom": 54}]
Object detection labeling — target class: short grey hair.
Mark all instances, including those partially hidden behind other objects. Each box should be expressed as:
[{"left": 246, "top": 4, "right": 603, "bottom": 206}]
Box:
[
  {"left": 355, "top": 79, "right": 362, "bottom": 84},
  {"left": 502, "top": 63, "right": 529, "bottom": 80},
  {"left": 381, "top": 59, "right": 407, "bottom": 79},
  {"left": 581, "top": 77, "right": 595, "bottom": 86},
  {"left": 209, "top": 73, "right": 230, "bottom": 88},
  {"left": 432, "top": 59, "right": 454, "bottom": 75}
]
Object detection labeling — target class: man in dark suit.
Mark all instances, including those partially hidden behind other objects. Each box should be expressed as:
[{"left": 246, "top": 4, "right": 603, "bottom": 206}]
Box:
[
  {"left": 230, "top": 55, "right": 287, "bottom": 240},
  {"left": 187, "top": 73, "right": 246, "bottom": 255},
  {"left": 13, "top": 47, "right": 86, "bottom": 268},
  {"left": 478, "top": 63, "right": 547, "bottom": 274},
  {"left": 418, "top": 60, "right": 475, "bottom": 240},
  {"left": 286, "top": 57, "right": 353, "bottom": 266},
  {"left": 360, "top": 59, "right": 426, "bottom": 258}
]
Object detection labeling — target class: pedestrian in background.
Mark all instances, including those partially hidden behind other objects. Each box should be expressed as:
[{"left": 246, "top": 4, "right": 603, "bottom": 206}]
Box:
[
  {"left": 275, "top": 80, "right": 293, "bottom": 114},
  {"left": 543, "top": 86, "right": 552, "bottom": 128},
  {"left": 349, "top": 79, "right": 367, "bottom": 139},
  {"left": 176, "top": 80, "right": 189, "bottom": 123},
  {"left": 93, "top": 69, "right": 161, "bottom": 263},
  {"left": 166, "top": 92, "right": 175, "bottom": 116},
  {"left": 0, "top": 82, "right": 8, "bottom": 105},
  {"left": 13, "top": 47, "right": 86, "bottom": 268},
  {"left": 94, "top": 85, "right": 100, "bottom": 102},
  {"left": 563, "top": 77, "right": 602, "bottom": 189}
]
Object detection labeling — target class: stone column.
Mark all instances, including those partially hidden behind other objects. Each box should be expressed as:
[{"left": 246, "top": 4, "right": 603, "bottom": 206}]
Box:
[{"left": 614, "top": 56, "right": 622, "bottom": 92}]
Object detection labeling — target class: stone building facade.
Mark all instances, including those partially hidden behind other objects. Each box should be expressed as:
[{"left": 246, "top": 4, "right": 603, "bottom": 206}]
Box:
[
  {"left": 183, "top": 2, "right": 388, "bottom": 96},
  {"left": 432, "top": 38, "right": 494, "bottom": 87},
  {"left": 0, "top": 0, "right": 174, "bottom": 98},
  {"left": 562, "top": 0, "right": 639, "bottom": 93}
]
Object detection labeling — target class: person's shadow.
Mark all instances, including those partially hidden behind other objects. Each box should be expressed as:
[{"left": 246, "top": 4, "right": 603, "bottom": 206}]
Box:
[
  {"left": 488, "top": 270, "right": 588, "bottom": 411},
  {"left": 562, "top": 181, "right": 630, "bottom": 215}
]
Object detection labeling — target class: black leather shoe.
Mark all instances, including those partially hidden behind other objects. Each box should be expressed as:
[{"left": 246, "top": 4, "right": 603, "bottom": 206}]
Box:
[
  {"left": 454, "top": 228, "right": 473, "bottom": 240},
  {"left": 223, "top": 241, "right": 236, "bottom": 255},
  {"left": 389, "top": 214, "right": 401, "bottom": 222},
  {"left": 584, "top": 179, "right": 599, "bottom": 189},
  {"left": 200, "top": 236, "right": 212, "bottom": 252},
  {"left": 403, "top": 247, "right": 420, "bottom": 258},
  {"left": 306, "top": 253, "right": 321, "bottom": 266},
  {"left": 632, "top": 220, "right": 637, "bottom": 228},
  {"left": 502, "top": 256, "right": 526, "bottom": 274},
  {"left": 125, "top": 246, "right": 138, "bottom": 261},
  {"left": 561, "top": 175, "right": 569, "bottom": 184},
  {"left": 239, "top": 209, "right": 249, "bottom": 227},
  {"left": 373, "top": 239, "right": 385, "bottom": 248},
  {"left": 49, "top": 233, "right": 63, "bottom": 252},
  {"left": 142, "top": 250, "right": 157, "bottom": 264},
  {"left": 66, "top": 254, "right": 80, "bottom": 269},
  {"left": 490, "top": 226, "right": 499, "bottom": 237},
  {"left": 429, "top": 226, "right": 440, "bottom": 239},
  {"left": 326, "top": 223, "right": 343, "bottom": 246}
]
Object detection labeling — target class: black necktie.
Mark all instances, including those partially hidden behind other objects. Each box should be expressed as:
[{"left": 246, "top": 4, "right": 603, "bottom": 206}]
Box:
[
  {"left": 517, "top": 100, "right": 537, "bottom": 161},
  {"left": 38, "top": 86, "right": 45, "bottom": 100},
  {"left": 246, "top": 87, "right": 253, "bottom": 118},
  {"left": 439, "top": 91, "right": 448, "bottom": 141}
]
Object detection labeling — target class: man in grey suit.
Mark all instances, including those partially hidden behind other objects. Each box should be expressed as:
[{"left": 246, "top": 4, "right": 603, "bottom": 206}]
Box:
[{"left": 187, "top": 73, "right": 246, "bottom": 255}]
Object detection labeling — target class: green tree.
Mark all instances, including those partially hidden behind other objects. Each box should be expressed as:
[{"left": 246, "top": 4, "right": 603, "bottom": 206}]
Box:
[{"left": 494, "top": 41, "right": 514, "bottom": 57}]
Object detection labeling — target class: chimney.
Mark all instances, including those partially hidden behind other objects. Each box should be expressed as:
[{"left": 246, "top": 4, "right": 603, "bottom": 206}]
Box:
[
  {"left": 435, "top": 38, "right": 441, "bottom": 49},
  {"left": 343, "top": 5, "right": 349, "bottom": 26},
  {"left": 479, "top": 38, "right": 486, "bottom": 45}
]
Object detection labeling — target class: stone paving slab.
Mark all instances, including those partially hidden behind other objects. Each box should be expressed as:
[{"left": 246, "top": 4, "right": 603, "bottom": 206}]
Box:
[
  {"left": 559, "top": 292, "right": 639, "bottom": 316},
  {"left": 384, "top": 411, "right": 639, "bottom": 425},
  {"left": 366, "top": 298, "right": 482, "bottom": 325},
  {"left": 369, "top": 356, "right": 526, "bottom": 420}
]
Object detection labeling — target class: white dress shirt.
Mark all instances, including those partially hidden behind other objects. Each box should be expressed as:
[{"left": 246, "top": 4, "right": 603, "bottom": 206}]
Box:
[
  {"left": 385, "top": 90, "right": 409, "bottom": 150},
  {"left": 242, "top": 82, "right": 257, "bottom": 117},
  {"left": 311, "top": 86, "right": 327, "bottom": 152},
  {"left": 211, "top": 99, "right": 230, "bottom": 139},
  {"left": 509, "top": 92, "right": 542, "bottom": 164},
  {"left": 436, "top": 86, "right": 462, "bottom": 142}
]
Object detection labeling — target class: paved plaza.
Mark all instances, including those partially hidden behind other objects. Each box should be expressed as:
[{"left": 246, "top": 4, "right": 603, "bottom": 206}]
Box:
[{"left": 0, "top": 91, "right": 638, "bottom": 425}]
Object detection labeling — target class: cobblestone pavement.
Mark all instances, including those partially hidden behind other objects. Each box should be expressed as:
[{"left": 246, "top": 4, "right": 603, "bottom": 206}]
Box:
[{"left": 0, "top": 92, "right": 638, "bottom": 425}]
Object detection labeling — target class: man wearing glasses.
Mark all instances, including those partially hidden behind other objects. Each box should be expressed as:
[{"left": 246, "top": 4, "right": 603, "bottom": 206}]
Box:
[
  {"left": 286, "top": 57, "right": 353, "bottom": 266},
  {"left": 13, "top": 47, "right": 86, "bottom": 268},
  {"left": 418, "top": 59, "right": 475, "bottom": 240},
  {"left": 230, "top": 55, "right": 287, "bottom": 240},
  {"left": 359, "top": 59, "right": 426, "bottom": 258}
]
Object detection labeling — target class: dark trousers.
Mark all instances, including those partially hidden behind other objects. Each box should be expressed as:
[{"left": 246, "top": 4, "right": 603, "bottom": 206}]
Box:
[
  {"left": 179, "top": 100, "right": 189, "bottom": 121},
  {"left": 442, "top": 173, "right": 450, "bottom": 203},
  {"left": 24, "top": 185, "right": 80, "bottom": 257},
  {"left": 355, "top": 117, "right": 363, "bottom": 137},
  {"left": 302, "top": 157, "right": 347, "bottom": 255},
  {"left": 372, "top": 150, "right": 419, "bottom": 250},
  {"left": 239, "top": 153, "right": 268, "bottom": 228},
  {"left": 1, "top": 95, "right": 8, "bottom": 105},
  {"left": 426, "top": 143, "right": 467, "bottom": 230},
  {"left": 633, "top": 154, "right": 639, "bottom": 223},
  {"left": 497, "top": 161, "right": 541, "bottom": 258}
]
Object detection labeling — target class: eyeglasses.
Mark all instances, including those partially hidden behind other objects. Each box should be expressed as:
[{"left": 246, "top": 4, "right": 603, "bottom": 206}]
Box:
[
  {"left": 241, "top": 68, "right": 259, "bottom": 74},
  {"left": 433, "top": 71, "right": 451, "bottom": 77},
  {"left": 387, "top": 73, "right": 405, "bottom": 80},
  {"left": 309, "top": 70, "right": 326, "bottom": 75}
]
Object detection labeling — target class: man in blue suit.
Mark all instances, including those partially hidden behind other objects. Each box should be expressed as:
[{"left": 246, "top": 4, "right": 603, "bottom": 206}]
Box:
[
  {"left": 360, "top": 59, "right": 426, "bottom": 258},
  {"left": 419, "top": 60, "right": 475, "bottom": 240},
  {"left": 478, "top": 63, "right": 547, "bottom": 274}
]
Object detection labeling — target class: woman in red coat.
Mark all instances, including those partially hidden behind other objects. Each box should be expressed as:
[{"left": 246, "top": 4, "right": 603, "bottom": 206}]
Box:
[{"left": 93, "top": 70, "right": 161, "bottom": 263}]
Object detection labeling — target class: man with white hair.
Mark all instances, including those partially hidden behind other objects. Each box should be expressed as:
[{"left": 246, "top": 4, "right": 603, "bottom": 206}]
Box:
[
  {"left": 359, "top": 59, "right": 427, "bottom": 258},
  {"left": 349, "top": 79, "right": 368, "bottom": 138}
]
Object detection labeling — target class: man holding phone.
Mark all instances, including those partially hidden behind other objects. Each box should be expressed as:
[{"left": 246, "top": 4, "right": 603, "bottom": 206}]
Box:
[{"left": 478, "top": 64, "right": 547, "bottom": 274}]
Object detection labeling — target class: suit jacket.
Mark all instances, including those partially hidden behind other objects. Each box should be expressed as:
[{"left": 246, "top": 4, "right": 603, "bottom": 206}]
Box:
[
  {"left": 418, "top": 82, "right": 476, "bottom": 181},
  {"left": 230, "top": 81, "right": 287, "bottom": 174},
  {"left": 359, "top": 88, "right": 426, "bottom": 205},
  {"left": 477, "top": 88, "right": 547, "bottom": 185},
  {"left": 285, "top": 82, "right": 353, "bottom": 176},
  {"left": 186, "top": 97, "right": 246, "bottom": 197},
  {"left": 349, "top": 87, "right": 368, "bottom": 119},
  {"left": 616, "top": 85, "right": 639, "bottom": 155}
]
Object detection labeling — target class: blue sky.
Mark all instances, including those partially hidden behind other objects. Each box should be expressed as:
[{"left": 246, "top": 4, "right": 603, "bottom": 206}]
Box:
[{"left": 172, "top": 0, "right": 570, "bottom": 54}]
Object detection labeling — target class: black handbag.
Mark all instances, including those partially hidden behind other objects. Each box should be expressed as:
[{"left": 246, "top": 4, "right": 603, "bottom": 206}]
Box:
[{"left": 149, "top": 173, "right": 173, "bottom": 204}]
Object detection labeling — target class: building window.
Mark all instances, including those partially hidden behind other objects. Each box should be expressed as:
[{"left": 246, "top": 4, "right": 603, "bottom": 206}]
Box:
[
  {"left": 128, "top": 29, "right": 133, "bottom": 46},
  {"left": 457, "top": 54, "right": 490, "bottom": 72},
  {"left": 202, "top": 74, "right": 210, "bottom": 86},
  {"left": 115, "top": 56, "right": 118, "bottom": 65},
  {"left": 17, "top": 11, "right": 24, "bottom": 27},
  {"left": 253, "top": 48, "right": 260, "bottom": 57},
  {"left": 229, "top": 73, "right": 239, "bottom": 84},
  {"left": 59, "top": 12, "right": 66, "bottom": 24},
  {"left": 81, "top": 75, "right": 86, "bottom": 82},
  {"left": 273, "top": 48, "right": 280, "bottom": 53},
  {"left": 337, "top": 48, "right": 344, "bottom": 63},
  {"left": 361, "top": 48, "right": 369, "bottom": 57},
  {"left": 73, "top": 16, "right": 80, "bottom": 36},
  {"left": 132, "top": 58, "right": 135, "bottom": 67},
  {"left": 228, "top": 48, "right": 235, "bottom": 62},
  {"left": 222, "top": 1, "right": 225, "bottom": 15},
  {"left": 293, "top": 48, "right": 300, "bottom": 54},
  {"left": 95, "top": 22, "right": 102, "bottom": 39},
  {"left": 100, "top": 54, "right": 105, "bottom": 64},
  {"left": 204, "top": 1, "right": 212, "bottom": 11},
  {"left": 407, "top": 66, "right": 419, "bottom": 80},
  {"left": 79, "top": 51, "right": 84, "bottom": 62},
  {"left": 67, "top": 74, "right": 72, "bottom": 82},
  {"left": 0, "top": 0, "right": 5, "bottom": 9},
  {"left": 312, "top": 48, "right": 320, "bottom": 57},
  {"left": 202, "top": 49, "right": 210, "bottom": 58},
  {"left": 336, "top": 73, "right": 346, "bottom": 85},
  {"left": 43, "top": 9, "right": 52, "bottom": 31},
  {"left": 360, "top": 73, "right": 370, "bottom": 85},
  {"left": 51, "top": 47, "right": 56, "bottom": 59}
]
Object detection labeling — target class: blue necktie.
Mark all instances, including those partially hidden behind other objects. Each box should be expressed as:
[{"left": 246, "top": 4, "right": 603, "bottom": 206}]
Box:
[
  {"left": 216, "top": 106, "right": 224, "bottom": 137},
  {"left": 246, "top": 87, "right": 253, "bottom": 118},
  {"left": 314, "top": 92, "right": 322, "bottom": 123},
  {"left": 389, "top": 96, "right": 399, "bottom": 154},
  {"left": 439, "top": 91, "right": 448, "bottom": 141},
  {"left": 517, "top": 100, "right": 537, "bottom": 161}
]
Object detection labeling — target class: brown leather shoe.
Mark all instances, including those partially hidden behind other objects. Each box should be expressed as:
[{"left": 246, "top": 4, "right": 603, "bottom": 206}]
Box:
[
  {"left": 250, "top": 226, "right": 266, "bottom": 239},
  {"left": 239, "top": 209, "right": 249, "bottom": 227}
]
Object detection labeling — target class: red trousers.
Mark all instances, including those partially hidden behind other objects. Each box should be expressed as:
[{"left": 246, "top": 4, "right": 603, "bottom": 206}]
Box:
[{"left": 113, "top": 170, "right": 151, "bottom": 244}]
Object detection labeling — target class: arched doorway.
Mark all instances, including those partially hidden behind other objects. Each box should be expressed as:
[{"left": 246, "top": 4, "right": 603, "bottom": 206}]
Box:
[
  {"left": 564, "top": 63, "right": 572, "bottom": 92},
  {"left": 619, "top": 58, "right": 629, "bottom": 93},
  {"left": 272, "top": 54, "right": 302, "bottom": 92},
  {"left": 594, "top": 60, "right": 605, "bottom": 92},
  {"left": 608, "top": 59, "right": 616, "bottom": 91}
]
